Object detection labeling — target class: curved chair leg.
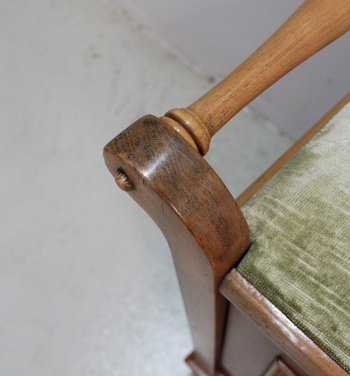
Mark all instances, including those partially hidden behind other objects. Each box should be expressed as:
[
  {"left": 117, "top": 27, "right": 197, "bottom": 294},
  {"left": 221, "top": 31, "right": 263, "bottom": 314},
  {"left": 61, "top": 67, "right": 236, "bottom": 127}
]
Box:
[{"left": 104, "top": 115, "right": 250, "bottom": 375}]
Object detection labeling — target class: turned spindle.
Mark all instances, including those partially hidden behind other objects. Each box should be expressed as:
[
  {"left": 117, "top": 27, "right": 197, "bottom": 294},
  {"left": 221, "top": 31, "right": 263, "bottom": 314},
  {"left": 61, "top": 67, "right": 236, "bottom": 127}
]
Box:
[
  {"left": 104, "top": 1, "right": 350, "bottom": 374},
  {"left": 163, "top": 0, "right": 350, "bottom": 155}
]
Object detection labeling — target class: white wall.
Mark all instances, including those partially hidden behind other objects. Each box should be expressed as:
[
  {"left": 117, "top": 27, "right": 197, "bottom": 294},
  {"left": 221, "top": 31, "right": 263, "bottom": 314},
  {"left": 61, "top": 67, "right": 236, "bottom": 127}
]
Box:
[{"left": 115, "top": 0, "right": 350, "bottom": 139}]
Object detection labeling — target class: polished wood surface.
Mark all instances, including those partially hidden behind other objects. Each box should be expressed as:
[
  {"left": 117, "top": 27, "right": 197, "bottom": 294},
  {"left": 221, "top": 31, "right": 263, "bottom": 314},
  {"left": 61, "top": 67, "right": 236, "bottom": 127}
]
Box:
[
  {"left": 163, "top": 0, "right": 350, "bottom": 155},
  {"left": 104, "top": 2, "right": 350, "bottom": 374},
  {"left": 237, "top": 92, "right": 350, "bottom": 206},
  {"left": 104, "top": 116, "right": 250, "bottom": 376},
  {"left": 220, "top": 270, "right": 348, "bottom": 376}
]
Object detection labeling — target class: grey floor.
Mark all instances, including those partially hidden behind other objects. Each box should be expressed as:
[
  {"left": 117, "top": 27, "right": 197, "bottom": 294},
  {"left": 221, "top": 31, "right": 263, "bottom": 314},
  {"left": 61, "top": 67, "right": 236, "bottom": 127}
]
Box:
[{"left": 0, "top": 1, "right": 293, "bottom": 375}]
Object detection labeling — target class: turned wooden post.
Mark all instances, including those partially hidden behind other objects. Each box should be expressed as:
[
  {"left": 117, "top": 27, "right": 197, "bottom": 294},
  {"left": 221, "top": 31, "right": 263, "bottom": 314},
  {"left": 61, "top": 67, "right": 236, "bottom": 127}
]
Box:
[
  {"left": 104, "top": 1, "right": 350, "bottom": 375},
  {"left": 163, "top": 0, "right": 350, "bottom": 155}
]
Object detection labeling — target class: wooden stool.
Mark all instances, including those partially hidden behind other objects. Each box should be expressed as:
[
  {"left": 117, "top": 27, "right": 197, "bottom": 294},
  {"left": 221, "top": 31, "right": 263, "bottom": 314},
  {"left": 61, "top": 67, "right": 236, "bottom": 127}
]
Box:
[{"left": 104, "top": 1, "right": 350, "bottom": 375}]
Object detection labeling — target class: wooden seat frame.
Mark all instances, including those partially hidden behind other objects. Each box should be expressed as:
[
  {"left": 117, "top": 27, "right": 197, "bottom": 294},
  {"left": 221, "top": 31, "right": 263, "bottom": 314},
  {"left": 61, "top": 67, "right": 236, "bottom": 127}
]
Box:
[{"left": 103, "top": 1, "right": 350, "bottom": 375}]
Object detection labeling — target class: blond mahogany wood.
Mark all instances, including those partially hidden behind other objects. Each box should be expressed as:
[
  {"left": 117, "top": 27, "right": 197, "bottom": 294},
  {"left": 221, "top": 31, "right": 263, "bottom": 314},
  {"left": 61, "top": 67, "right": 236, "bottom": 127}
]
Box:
[
  {"left": 103, "top": 116, "right": 250, "bottom": 376},
  {"left": 104, "top": 3, "right": 350, "bottom": 374},
  {"left": 220, "top": 270, "right": 348, "bottom": 376},
  {"left": 164, "top": 0, "right": 350, "bottom": 155},
  {"left": 237, "top": 92, "right": 350, "bottom": 206}
]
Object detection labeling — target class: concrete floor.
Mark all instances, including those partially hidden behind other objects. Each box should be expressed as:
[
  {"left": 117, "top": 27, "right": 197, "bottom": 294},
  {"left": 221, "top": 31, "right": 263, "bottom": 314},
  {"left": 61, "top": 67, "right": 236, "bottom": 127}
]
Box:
[{"left": 0, "top": 1, "right": 293, "bottom": 375}]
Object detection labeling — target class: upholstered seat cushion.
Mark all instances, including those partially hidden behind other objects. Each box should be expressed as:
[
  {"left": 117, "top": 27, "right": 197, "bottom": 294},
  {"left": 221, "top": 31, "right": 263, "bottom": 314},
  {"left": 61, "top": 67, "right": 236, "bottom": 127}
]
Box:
[{"left": 237, "top": 103, "right": 350, "bottom": 371}]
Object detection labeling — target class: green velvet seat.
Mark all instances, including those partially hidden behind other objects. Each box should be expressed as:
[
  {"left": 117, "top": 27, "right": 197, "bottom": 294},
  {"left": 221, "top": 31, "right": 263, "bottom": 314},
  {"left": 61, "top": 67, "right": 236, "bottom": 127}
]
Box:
[{"left": 237, "top": 103, "right": 350, "bottom": 372}]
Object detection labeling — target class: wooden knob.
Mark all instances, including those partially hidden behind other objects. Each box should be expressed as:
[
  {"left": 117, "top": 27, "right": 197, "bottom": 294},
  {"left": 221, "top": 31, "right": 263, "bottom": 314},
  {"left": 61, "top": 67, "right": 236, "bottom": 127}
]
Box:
[{"left": 115, "top": 168, "right": 134, "bottom": 191}]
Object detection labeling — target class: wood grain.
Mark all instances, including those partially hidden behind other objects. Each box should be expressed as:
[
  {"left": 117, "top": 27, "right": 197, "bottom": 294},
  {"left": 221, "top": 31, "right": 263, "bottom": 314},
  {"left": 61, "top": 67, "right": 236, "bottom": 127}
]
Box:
[
  {"left": 103, "top": 2, "right": 350, "bottom": 373},
  {"left": 220, "top": 270, "right": 348, "bottom": 376},
  {"left": 104, "top": 116, "right": 250, "bottom": 375},
  {"left": 164, "top": 0, "right": 350, "bottom": 155}
]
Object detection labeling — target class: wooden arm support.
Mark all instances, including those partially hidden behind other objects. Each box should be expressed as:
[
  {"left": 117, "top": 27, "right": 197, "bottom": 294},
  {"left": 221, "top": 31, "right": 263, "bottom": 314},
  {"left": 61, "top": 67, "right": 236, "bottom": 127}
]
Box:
[
  {"left": 163, "top": 0, "right": 350, "bottom": 155},
  {"left": 104, "top": 1, "right": 350, "bottom": 375},
  {"left": 104, "top": 117, "right": 250, "bottom": 375}
]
